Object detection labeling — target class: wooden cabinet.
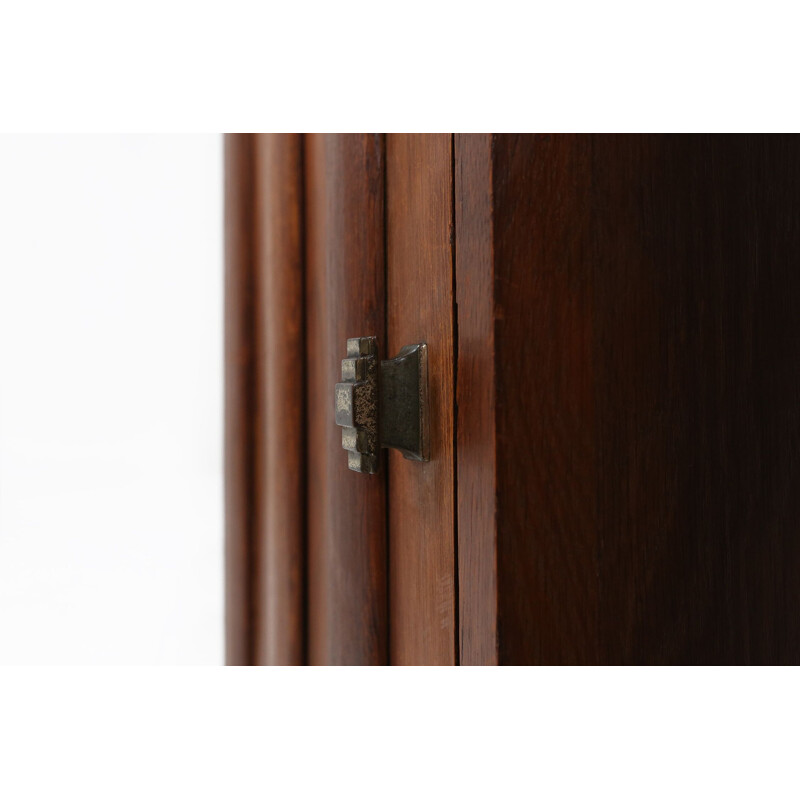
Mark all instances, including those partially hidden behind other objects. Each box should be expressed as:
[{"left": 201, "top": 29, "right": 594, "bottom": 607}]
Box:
[{"left": 226, "top": 134, "right": 800, "bottom": 665}]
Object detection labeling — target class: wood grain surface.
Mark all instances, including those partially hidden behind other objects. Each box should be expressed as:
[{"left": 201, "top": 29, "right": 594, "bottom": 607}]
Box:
[
  {"left": 224, "top": 134, "right": 259, "bottom": 665},
  {"left": 228, "top": 133, "right": 800, "bottom": 665},
  {"left": 491, "top": 134, "right": 598, "bottom": 664},
  {"left": 457, "top": 133, "right": 800, "bottom": 664},
  {"left": 225, "top": 134, "right": 306, "bottom": 665},
  {"left": 304, "top": 134, "right": 388, "bottom": 665},
  {"left": 253, "top": 134, "right": 305, "bottom": 665},
  {"left": 386, "top": 134, "right": 457, "bottom": 665},
  {"left": 454, "top": 134, "right": 498, "bottom": 665}
]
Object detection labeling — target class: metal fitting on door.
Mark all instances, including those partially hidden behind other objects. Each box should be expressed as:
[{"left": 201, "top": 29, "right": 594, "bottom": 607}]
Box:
[{"left": 334, "top": 336, "right": 429, "bottom": 474}]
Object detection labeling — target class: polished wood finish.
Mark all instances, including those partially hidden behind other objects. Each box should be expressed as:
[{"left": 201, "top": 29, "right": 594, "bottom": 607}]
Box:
[
  {"left": 457, "top": 133, "right": 800, "bottom": 664},
  {"left": 304, "top": 134, "right": 388, "bottom": 665},
  {"left": 454, "top": 134, "right": 498, "bottom": 665},
  {"left": 386, "top": 134, "right": 457, "bottom": 665},
  {"left": 491, "top": 134, "right": 597, "bottom": 664},
  {"left": 229, "top": 133, "right": 800, "bottom": 665},
  {"left": 253, "top": 134, "right": 305, "bottom": 665},
  {"left": 224, "top": 134, "right": 258, "bottom": 665},
  {"left": 225, "top": 134, "right": 306, "bottom": 665}
]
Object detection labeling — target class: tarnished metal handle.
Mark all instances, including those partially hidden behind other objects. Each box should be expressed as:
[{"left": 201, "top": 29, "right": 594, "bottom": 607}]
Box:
[{"left": 334, "top": 336, "right": 429, "bottom": 474}]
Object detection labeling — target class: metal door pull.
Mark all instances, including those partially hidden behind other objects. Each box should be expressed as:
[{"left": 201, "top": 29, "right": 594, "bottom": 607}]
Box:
[{"left": 334, "top": 336, "right": 429, "bottom": 474}]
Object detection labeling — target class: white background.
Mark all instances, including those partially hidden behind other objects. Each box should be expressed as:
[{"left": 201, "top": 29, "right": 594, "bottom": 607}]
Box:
[
  {"left": 1, "top": 4, "right": 799, "bottom": 795},
  {"left": 0, "top": 135, "right": 223, "bottom": 664}
]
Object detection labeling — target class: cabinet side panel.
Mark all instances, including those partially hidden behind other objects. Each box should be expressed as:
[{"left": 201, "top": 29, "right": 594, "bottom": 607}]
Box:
[
  {"left": 489, "top": 134, "right": 800, "bottom": 664},
  {"left": 492, "top": 135, "right": 600, "bottom": 664},
  {"left": 583, "top": 134, "right": 800, "bottom": 663}
]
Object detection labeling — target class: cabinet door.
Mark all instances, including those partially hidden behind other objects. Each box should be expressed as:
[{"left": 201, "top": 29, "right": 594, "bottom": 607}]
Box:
[{"left": 226, "top": 133, "right": 457, "bottom": 665}]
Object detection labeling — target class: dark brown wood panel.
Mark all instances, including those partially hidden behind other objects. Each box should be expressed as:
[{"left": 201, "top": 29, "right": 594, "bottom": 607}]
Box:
[
  {"left": 492, "top": 135, "right": 599, "bottom": 664},
  {"left": 579, "top": 134, "right": 800, "bottom": 664},
  {"left": 224, "top": 133, "right": 259, "bottom": 665},
  {"left": 457, "top": 133, "right": 800, "bottom": 664},
  {"left": 305, "top": 134, "right": 388, "bottom": 665},
  {"left": 253, "top": 134, "right": 305, "bottom": 665},
  {"left": 386, "top": 133, "right": 456, "bottom": 665}
]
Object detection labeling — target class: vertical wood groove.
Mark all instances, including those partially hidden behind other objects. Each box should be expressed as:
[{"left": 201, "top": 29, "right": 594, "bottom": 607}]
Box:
[{"left": 450, "top": 133, "right": 460, "bottom": 666}]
